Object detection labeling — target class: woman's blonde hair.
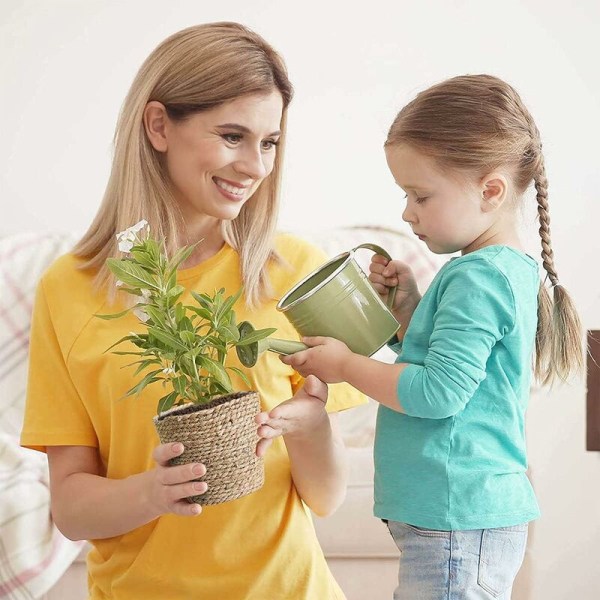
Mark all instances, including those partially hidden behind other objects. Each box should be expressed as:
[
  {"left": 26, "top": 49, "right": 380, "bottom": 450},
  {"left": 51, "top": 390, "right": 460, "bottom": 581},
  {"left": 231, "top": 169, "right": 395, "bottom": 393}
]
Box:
[
  {"left": 386, "top": 74, "right": 582, "bottom": 384},
  {"left": 74, "top": 22, "right": 293, "bottom": 307}
]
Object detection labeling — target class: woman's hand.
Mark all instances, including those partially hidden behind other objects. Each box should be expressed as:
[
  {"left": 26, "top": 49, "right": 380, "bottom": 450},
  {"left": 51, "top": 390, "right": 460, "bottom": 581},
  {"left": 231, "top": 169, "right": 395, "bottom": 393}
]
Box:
[
  {"left": 279, "top": 336, "right": 352, "bottom": 383},
  {"left": 255, "top": 374, "right": 329, "bottom": 457},
  {"left": 145, "top": 443, "right": 208, "bottom": 517}
]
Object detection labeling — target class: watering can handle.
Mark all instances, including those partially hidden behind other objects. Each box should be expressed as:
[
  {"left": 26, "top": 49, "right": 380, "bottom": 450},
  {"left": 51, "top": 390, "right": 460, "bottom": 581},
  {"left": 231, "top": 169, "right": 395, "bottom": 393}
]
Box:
[{"left": 351, "top": 243, "right": 398, "bottom": 312}]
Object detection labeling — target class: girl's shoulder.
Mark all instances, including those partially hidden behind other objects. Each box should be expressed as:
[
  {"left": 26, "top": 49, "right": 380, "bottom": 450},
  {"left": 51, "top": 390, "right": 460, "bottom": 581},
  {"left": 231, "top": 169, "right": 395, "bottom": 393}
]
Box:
[{"left": 443, "top": 245, "right": 538, "bottom": 283}]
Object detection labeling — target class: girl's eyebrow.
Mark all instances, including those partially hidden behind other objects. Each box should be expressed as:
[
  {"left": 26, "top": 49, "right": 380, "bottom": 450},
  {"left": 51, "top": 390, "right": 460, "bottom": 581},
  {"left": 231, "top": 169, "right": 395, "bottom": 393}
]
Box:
[{"left": 216, "top": 123, "right": 281, "bottom": 137}]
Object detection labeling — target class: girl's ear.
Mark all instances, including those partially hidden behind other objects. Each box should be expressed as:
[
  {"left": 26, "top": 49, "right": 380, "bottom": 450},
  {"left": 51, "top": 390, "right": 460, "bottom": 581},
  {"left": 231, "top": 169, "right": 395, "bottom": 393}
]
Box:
[
  {"left": 480, "top": 173, "right": 508, "bottom": 212},
  {"left": 143, "top": 101, "right": 169, "bottom": 152}
]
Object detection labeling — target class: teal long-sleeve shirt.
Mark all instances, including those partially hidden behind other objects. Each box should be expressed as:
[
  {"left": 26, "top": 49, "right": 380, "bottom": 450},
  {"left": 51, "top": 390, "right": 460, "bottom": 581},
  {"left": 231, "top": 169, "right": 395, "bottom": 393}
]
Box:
[{"left": 374, "top": 245, "right": 541, "bottom": 530}]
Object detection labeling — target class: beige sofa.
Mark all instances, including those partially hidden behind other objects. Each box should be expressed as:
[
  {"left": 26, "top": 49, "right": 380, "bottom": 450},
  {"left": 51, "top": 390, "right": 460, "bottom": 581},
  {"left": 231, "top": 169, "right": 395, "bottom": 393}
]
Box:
[{"left": 0, "top": 226, "right": 532, "bottom": 600}]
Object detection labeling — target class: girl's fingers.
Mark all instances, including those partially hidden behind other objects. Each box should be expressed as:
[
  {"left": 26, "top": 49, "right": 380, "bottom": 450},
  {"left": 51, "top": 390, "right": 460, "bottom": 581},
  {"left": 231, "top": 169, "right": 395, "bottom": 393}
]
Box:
[{"left": 371, "top": 254, "right": 390, "bottom": 266}]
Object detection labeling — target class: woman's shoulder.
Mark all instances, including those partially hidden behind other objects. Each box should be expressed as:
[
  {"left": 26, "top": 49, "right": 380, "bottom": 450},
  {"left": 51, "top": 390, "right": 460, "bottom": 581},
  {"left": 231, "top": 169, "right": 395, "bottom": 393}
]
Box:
[
  {"left": 270, "top": 233, "right": 329, "bottom": 293},
  {"left": 41, "top": 252, "right": 95, "bottom": 290},
  {"left": 273, "top": 232, "right": 328, "bottom": 265},
  {"left": 39, "top": 252, "right": 105, "bottom": 313}
]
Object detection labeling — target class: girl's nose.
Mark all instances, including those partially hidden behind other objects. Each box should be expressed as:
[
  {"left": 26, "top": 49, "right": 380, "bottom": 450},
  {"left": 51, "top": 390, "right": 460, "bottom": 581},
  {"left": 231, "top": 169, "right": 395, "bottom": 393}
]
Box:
[{"left": 402, "top": 204, "right": 415, "bottom": 224}]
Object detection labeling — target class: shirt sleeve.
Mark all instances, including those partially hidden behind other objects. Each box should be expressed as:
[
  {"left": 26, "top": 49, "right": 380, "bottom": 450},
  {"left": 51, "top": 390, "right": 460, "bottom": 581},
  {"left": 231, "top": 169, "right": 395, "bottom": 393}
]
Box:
[
  {"left": 20, "top": 279, "right": 97, "bottom": 452},
  {"left": 398, "top": 260, "right": 516, "bottom": 419}
]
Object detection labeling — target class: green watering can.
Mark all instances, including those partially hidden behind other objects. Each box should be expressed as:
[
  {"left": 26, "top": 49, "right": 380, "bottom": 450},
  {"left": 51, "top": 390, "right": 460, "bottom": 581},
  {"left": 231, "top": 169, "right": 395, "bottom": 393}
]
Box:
[{"left": 236, "top": 243, "right": 400, "bottom": 368}]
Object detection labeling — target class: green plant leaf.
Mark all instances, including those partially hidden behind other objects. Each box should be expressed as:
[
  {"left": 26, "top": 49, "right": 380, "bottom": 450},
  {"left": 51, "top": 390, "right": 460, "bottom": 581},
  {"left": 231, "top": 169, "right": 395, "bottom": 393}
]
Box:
[
  {"left": 216, "top": 287, "right": 243, "bottom": 321},
  {"left": 228, "top": 366, "right": 251, "bottom": 387},
  {"left": 196, "top": 355, "right": 232, "bottom": 390},
  {"left": 166, "top": 243, "right": 199, "bottom": 275},
  {"left": 144, "top": 305, "right": 167, "bottom": 328},
  {"left": 218, "top": 323, "right": 240, "bottom": 343},
  {"left": 123, "top": 369, "right": 163, "bottom": 398},
  {"left": 179, "top": 316, "right": 194, "bottom": 332},
  {"left": 180, "top": 330, "right": 196, "bottom": 345},
  {"left": 172, "top": 375, "right": 188, "bottom": 396},
  {"left": 106, "top": 259, "right": 160, "bottom": 290},
  {"left": 191, "top": 291, "right": 213, "bottom": 309},
  {"left": 236, "top": 327, "right": 278, "bottom": 346},
  {"left": 147, "top": 327, "right": 188, "bottom": 352},
  {"left": 95, "top": 307, "right": 133, "bottom": 320},
  {"left": 157, "top": 391, "right": 179, "bottom": 413},
  {"left": 187, "top": 306, "right": 213, "bottom": 321}
]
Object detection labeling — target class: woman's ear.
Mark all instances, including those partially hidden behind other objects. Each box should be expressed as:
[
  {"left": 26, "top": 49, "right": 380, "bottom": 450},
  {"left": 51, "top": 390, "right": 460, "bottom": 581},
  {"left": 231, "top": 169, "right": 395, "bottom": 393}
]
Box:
[
  {"left": 143, "top": 101, "right": 169, "bottom": 152},
  {"left": 480, "top": 173, "right": 508, "bottom": 212}
]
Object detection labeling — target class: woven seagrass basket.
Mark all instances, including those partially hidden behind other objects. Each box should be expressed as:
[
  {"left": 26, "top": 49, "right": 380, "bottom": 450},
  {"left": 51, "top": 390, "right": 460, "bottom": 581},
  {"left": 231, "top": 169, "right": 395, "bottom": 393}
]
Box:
[{"left": 153, "top": 391, "right": 264, "bottom": 505}]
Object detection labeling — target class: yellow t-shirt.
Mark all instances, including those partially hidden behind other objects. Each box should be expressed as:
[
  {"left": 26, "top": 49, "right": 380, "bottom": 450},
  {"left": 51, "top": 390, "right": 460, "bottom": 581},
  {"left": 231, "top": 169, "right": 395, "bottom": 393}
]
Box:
[{"left": 21, "top": 233, "right": 365, "bottom": 600}]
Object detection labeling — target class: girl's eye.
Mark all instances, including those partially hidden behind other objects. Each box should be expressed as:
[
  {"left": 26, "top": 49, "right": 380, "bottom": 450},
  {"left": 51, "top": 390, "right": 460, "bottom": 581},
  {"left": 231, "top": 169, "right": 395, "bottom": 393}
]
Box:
[
  {"left": 261, "top": 139, "right": 279, "bottom": 151},
  {"left": 404, "top": 193, "right": 428, "bottom": 204}
]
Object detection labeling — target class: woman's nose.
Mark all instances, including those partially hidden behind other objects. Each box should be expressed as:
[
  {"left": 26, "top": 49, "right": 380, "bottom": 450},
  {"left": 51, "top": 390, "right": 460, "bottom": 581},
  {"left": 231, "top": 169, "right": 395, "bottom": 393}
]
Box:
[{"left": 234, "top": 147, "right": 269, "bottom": 180}]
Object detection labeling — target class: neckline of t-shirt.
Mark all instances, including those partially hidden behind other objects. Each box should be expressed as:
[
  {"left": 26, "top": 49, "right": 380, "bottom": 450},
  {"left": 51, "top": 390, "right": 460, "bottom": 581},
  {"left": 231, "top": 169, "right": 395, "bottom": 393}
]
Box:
[
  {"left": 450, "top": 245, "right": 537, "bottom": 267},
  {"left": 176, "top": 243, "right": 235, "bottom": 281}
]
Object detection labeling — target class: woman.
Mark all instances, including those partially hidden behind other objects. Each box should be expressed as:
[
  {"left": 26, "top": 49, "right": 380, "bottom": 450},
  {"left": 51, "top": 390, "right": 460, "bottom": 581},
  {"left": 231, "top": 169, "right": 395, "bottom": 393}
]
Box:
[{"left": 21, "top": 22, "right": 364, "bottom": 599}]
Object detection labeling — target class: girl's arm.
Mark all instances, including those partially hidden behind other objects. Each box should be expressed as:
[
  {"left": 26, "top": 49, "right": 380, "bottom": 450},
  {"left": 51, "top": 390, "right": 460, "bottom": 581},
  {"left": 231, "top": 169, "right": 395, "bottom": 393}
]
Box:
[
  {"left": 47, "top": 443, "right": 207, "bottom": 541},
  {"left": 281, "top": 342, "right": 407, "bottom": 413},
  {"left": 256, "top": 375, "right": 348, "bottom": 517}
]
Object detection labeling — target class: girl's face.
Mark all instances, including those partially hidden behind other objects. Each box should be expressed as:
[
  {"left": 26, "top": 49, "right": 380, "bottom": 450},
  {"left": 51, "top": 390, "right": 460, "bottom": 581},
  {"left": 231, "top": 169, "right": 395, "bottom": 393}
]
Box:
[
  {"left": 149, "top": 90, "right": 284, "bottom": 227},
  {"left": 385, "top": 144, "right": 501, "bottom": 255}
]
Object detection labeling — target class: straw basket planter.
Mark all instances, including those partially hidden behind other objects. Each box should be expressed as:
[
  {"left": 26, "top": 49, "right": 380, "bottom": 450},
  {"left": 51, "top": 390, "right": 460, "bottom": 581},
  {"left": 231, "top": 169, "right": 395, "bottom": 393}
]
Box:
[{"left": 153, "top": 390, "right": 264, "bottom": 505}]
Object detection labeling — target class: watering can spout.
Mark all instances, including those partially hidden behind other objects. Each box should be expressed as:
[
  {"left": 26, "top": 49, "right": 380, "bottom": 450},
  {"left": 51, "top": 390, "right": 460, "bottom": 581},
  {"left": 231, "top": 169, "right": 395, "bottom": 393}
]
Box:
[{"left": 236, "top": 321, "right": 307, "bottom": 368}]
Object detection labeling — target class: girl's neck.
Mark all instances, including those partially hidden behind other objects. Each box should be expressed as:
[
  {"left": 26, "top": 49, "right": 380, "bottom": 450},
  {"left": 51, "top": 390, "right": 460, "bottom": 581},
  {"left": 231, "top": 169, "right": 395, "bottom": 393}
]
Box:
[{"left": 462, "top": 227, "right": 523, "bottom": 256}]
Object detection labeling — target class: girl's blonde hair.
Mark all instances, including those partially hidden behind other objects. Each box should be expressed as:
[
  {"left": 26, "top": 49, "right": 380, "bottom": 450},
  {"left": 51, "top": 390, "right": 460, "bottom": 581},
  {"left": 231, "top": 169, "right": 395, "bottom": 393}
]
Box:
[
  {"left": 386, "top": 74, "right": 582, "bottom": 384},
  {"left": 74, "top": 22, "right": 293, "bottom": 308}
]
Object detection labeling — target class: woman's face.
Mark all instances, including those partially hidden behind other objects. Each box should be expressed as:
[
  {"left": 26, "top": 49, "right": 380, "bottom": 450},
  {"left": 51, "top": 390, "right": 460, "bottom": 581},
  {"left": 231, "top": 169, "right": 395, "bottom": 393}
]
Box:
[{"left": 150, "top": 90, "right": 284, "bottom": 225}]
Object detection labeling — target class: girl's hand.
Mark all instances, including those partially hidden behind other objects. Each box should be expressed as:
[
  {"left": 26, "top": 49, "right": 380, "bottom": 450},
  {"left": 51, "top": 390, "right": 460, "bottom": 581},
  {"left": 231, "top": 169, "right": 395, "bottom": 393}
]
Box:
[
  {"left": 145, "top": 443, "right": 208, "bottom": 517},
  {"left": 369, "top": 254, "right": 421, "bottom": 319},
  {"left": 280, "top": 336, "right": 351, "bottom": 383},
  {"left": 256, "top": 374, "right": 329, "bottom": 456}
]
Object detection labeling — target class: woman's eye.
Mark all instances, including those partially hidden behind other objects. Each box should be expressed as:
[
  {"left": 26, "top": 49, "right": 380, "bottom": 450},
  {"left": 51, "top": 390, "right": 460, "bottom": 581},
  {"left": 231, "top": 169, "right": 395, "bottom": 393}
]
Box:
[
  {"left": 223, "top": 134, "right": 242, "bottom": 144},
  {"left": 261, "top": 139, "right": 279, "bottom": 151}
]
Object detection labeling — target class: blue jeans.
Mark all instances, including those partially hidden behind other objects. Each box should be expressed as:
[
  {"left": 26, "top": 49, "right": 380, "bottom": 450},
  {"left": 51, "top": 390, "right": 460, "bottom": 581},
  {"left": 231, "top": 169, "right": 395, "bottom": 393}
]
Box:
[{"left": 384, "top": 520, "right": 528, "bottom": 599}]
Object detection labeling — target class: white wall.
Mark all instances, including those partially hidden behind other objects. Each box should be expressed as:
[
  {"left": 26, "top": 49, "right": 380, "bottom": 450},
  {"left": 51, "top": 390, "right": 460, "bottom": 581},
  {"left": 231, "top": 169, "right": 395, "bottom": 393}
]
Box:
[{"left": 2, "top": 1, "right": 599, "bottom": 597}]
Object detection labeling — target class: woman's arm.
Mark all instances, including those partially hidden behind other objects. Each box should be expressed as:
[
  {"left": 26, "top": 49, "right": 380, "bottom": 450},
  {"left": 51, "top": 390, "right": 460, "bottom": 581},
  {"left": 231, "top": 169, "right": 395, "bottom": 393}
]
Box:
[
  {"left": 256, "top": 376, "right": 348, "bottom": 517},
  {"left": 47, "top": 443, "right": 208, "bottom": 541}
]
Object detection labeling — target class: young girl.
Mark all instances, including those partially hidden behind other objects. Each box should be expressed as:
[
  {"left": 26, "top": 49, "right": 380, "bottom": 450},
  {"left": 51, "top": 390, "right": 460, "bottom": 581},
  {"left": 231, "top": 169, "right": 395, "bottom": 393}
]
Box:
[
  {"left": 20, "top": 22, "right": 363, "bottom": 600},
  {"left": 280, "top": 74, "right": 583, "bottom": 599}
]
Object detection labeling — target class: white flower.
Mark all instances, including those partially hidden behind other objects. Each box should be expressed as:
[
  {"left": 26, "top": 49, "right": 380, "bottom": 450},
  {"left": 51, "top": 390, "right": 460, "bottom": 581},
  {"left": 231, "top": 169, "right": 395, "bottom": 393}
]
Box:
[
  {"left": 115, "top": 280, "right": 124, "bottom": 288},
  {"left": 139, "top": 289, "right": 152, "bottom": 303},
  {"left": 133, "top": 307, "right": 150, "bottom": 323},
  {"left": 162, "top": 366, "right": 176, "bottom": 375},
  {"left": 116, "top": 220, "right": 149, "bottom": 253}
]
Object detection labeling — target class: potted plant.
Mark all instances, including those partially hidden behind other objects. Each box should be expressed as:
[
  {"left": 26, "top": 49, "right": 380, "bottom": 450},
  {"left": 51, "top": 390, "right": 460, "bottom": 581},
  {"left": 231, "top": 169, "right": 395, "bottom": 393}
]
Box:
[{"left": 97, "top": 220, "right": 276, "bottom": 505}]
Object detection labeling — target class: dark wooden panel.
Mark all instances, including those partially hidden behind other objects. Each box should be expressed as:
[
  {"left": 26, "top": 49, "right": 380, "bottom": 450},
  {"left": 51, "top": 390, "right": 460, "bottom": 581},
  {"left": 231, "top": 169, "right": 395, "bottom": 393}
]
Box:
[{"left": 587, "top": 330, "right": 600, "bottom": 451}]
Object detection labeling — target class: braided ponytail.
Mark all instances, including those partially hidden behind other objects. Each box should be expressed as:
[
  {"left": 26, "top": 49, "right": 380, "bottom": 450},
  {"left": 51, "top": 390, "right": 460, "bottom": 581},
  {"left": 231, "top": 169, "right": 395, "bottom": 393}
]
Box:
[{"left": 533, "top": 161, "right": 583, "bottom": 384}]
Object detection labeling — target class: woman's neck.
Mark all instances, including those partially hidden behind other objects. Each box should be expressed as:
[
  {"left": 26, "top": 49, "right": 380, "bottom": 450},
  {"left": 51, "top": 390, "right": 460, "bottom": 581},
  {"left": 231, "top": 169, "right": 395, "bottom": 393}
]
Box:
[{"left": 179, "top": 218, "right": 226, "bottom": 268}]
